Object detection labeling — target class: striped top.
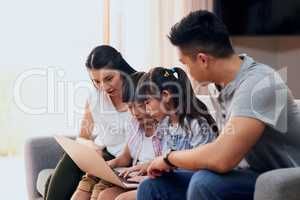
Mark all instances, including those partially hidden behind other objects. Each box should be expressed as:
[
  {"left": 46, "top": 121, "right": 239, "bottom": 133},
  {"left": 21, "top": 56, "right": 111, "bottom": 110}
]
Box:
[
  {"left": 127, "top": 115, "right": 217, "bottom": 165},
  {"left": 127, "top": 119, "right": 161, "bottom": 165}
]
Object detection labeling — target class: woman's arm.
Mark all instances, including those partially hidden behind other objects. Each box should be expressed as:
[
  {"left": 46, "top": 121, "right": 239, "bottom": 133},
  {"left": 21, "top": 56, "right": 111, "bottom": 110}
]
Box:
[
  {"left": 79, "top": 101, "right": 94, "bottom": 139},
  {"left": 107, "top": 144, "right": 133, "bottom": 168}
]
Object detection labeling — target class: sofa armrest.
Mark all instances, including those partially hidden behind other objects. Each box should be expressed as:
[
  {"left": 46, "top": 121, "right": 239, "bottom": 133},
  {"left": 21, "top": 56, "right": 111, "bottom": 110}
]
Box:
[
  {"left": 254, "top": 167, "right": 300, "bottom": 200},
  {"left": 24, "top": 136, "right": 64, "bottom": 200}
]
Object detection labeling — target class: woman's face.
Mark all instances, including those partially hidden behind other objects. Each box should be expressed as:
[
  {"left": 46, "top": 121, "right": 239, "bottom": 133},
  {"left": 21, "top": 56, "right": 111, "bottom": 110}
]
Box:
[{"left": 89, "top": 69, "right": 123, "bottom": 96}]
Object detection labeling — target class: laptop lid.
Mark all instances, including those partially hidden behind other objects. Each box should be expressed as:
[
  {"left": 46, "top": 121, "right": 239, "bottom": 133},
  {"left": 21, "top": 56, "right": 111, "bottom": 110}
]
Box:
[{"left": 54, "top": 136, "right": 131, "bottom": 188}]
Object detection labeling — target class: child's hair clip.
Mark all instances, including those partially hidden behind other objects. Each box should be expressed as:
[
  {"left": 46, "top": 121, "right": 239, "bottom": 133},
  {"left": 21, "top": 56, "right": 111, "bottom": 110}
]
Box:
[
  {"left": 171, "top": 67, "right": 178, "bottom": 79},
  {"left": 163, "top": 71, "right": 170, "bottom": 77}
]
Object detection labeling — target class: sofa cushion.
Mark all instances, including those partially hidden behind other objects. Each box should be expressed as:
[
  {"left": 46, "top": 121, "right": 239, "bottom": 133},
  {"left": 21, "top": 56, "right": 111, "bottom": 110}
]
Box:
[
  {"left": 36, "top": 169, "right": 54, "bottom": 197},
  {"left": 254, "top": 167, "right": 300, "bottom": 200}
]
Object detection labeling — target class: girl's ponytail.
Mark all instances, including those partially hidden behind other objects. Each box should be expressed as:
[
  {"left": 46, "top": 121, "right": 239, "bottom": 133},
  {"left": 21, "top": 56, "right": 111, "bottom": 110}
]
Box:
[{"left": 172, "top": 68, "right": 218, "bottom": 134}]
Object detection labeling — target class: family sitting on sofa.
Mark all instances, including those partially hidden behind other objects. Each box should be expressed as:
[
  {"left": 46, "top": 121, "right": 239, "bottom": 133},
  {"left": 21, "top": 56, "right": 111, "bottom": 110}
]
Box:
[{"left": 43, "top": 10, "right": 300, "bottom": 200}]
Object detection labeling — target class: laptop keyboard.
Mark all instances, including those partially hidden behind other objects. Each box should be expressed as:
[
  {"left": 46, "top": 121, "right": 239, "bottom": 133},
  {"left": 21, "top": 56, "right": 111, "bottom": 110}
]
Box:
[{"left": 113, "top": 169, "right": 139, "bottom": 184}]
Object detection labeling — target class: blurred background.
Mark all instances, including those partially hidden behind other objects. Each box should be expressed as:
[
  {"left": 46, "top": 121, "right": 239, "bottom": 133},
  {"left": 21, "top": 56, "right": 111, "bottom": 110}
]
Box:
[
  {"left": 1, "top": 0, "right": 300, "bottom": 199},
  {"left": 1, "top": 1, "right": 210, "bottom": 199},
  {"left": 1, "top": 0, "right": 102, "bottom": 198}
]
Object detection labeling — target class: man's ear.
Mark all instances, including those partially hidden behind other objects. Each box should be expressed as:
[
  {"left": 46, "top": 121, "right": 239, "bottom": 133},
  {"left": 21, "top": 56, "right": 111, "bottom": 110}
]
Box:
[
  {"left": 196, "top": 53, "right": 209, "bottom": 68},
  {"left": 161, "top": 90, "right": 172, "bottom": 103}
]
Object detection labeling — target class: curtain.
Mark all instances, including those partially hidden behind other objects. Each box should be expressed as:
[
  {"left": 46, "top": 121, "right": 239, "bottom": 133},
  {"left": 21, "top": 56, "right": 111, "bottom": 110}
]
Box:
[{"left": 104, "top": 0, "right": 213, "bottom": 93}]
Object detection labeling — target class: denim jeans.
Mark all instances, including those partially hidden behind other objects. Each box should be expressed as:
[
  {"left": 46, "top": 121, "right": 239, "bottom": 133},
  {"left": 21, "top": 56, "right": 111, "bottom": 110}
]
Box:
[{"left": 137, "top": 169, "right": 260, "bottom": 200}]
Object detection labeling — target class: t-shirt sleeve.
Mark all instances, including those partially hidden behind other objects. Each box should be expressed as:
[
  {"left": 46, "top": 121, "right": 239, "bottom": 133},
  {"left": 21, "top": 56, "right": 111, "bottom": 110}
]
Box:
[{"left": 230, "top": 72, "right": 288, "bottom": 132}]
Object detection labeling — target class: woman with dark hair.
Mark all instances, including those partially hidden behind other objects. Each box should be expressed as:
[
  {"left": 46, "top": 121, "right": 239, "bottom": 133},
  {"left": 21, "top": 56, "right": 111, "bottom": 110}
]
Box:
[{"left": 44, "top": 45, "right": 137, "bottom": 200}]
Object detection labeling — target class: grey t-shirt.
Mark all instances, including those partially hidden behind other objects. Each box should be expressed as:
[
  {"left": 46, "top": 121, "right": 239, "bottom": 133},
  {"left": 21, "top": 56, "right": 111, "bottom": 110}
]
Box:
[{"left": 209, "top": 54, "right": 300, "bottom": 172}]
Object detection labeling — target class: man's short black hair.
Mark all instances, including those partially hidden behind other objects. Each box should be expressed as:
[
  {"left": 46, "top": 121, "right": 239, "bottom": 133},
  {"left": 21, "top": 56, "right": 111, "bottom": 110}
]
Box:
[{"left": 169, "top": 10, "right": 234, "bottom": 58}]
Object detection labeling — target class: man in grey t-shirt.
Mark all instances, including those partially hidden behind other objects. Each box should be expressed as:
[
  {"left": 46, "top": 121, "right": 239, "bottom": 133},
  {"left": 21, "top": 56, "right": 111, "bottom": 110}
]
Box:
[
  {"left": 209, "top": 54, "right": 300, "bottom": 172},
  {"left": 137, "top": 10, "right": 300, "bottom": 200}
]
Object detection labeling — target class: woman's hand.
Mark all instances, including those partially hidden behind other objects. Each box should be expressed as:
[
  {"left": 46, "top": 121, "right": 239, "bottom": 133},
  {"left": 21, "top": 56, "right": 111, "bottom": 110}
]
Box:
[{"left": 106, "top": 159, "right": 117, "bottom": 168}]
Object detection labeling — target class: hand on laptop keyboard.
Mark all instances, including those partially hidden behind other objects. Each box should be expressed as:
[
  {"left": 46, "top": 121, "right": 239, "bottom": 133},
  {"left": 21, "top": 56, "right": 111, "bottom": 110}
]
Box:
[
  {"left": 112, "top": 168, "right": 141, "bottom": 184},
  {"left": 118, "top": 162, "right": 150, "bottom": 178},
  {"left": 126, "top": 175, "right": 147, "bottom": 184}
]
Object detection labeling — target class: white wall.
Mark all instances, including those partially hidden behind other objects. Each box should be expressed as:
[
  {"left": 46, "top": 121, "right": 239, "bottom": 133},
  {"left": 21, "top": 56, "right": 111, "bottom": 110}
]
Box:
[
  {"left": 0, "top": 0, "right": 103, "bottom": 150},
  {"left": 0, "top": 1, "right": 103, "bottom": 199}
]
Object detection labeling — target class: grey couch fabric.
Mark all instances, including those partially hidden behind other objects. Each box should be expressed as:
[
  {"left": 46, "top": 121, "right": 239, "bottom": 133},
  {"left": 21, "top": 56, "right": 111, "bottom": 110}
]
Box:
[
  {"left": 25, "top": 136, "right": 300, "bottom": 200},
  {"left": 25, "top": 136, "right": 64, "bottom": 200},
  {"left": 254, "top": 167, "right": 300, "bottom": 200}
]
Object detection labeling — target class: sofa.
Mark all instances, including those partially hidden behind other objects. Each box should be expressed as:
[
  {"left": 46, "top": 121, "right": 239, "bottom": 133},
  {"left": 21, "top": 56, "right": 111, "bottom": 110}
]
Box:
[
  {"left": 25, "top": 136, "right": 64, "bottom": 200},
  {"left": 24, "top": 97, "right": 300, "bottom": 200}
]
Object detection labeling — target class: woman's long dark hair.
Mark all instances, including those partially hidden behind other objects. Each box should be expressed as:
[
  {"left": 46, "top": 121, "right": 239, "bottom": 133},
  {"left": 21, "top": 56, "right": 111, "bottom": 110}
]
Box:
[
  {"left": 85, "top": 45, "right": 137, "bottom": 94},
  {"left": 122, "top": 72, "right": 146, "bottom": 103},
  {"left": 85, "top": 45, "right": 136, "bottom": 76},
  {"left": 138, "top": 67, "right": 218, "bottom": 134}
]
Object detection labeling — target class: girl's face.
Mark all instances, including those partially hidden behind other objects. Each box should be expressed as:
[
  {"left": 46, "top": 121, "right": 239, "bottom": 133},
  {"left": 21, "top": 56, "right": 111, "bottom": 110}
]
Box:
[
  {"left": 144, "top": 97, "right": 167, "bottom": 121},
  {"left": 128, "top": 102, "right": 152, "bottom": 124},
  {"left": 89, "top": 69, "right": 123, "bottom": 96}
]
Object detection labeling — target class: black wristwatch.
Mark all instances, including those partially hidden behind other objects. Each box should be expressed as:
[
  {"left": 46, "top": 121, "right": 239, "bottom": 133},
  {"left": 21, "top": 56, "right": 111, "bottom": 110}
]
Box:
[{"left": 163, "top": 149, "right": 177, "bottom": 168}]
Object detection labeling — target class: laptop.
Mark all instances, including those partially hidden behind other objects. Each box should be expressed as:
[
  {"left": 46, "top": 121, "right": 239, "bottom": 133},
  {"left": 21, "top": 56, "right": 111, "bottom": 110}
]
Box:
[{"left": 54, "top": 136, "right": 139, "bottom": 189}]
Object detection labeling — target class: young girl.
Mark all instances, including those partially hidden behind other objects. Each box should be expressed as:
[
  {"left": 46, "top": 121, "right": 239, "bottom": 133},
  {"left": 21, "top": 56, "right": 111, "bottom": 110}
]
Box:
[
  {"left": 93, "top": 72, "right": 159, "bottom": 200},
  {"left": 97, "top": 67, "right": 218, "bottom": 200},
  {"left": 138, "top": 67, "right": 218, "bottom": 156}
]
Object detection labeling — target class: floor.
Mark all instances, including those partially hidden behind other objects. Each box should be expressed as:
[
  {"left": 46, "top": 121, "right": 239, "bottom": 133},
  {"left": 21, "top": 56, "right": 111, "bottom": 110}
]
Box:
[{"left": 0, "top": 156, "right": 27, "bottom": 200}]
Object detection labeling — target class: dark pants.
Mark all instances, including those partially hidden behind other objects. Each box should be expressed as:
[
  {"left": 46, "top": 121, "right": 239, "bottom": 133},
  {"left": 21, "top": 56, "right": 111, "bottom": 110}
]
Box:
[
  {"left": 137, "top": 169, "right": 260, "bottom": 200},
  {"left": 44, "top": 148, "right": 115, "bottom": 200}
]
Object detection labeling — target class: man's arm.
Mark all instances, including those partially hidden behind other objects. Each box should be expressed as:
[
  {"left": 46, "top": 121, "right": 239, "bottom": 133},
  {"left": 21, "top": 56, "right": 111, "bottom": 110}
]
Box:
[{"left": 168, "top": 116, "right": 265, "bottom": 173}]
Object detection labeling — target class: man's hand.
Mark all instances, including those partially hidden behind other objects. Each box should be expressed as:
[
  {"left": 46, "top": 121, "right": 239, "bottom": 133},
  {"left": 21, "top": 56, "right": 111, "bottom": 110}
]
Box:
[{"left": 147, "top": 156, "right": 173, "bottom": 179}]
